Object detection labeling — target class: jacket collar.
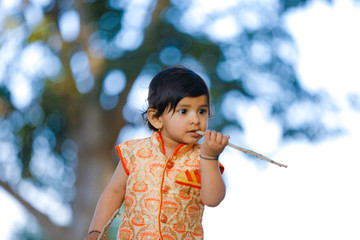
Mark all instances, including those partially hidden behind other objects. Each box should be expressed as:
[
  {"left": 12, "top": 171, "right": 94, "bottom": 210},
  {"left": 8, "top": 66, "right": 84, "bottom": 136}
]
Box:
[{"left": 151, "top": 131, "right": 194, "bottom": 157}]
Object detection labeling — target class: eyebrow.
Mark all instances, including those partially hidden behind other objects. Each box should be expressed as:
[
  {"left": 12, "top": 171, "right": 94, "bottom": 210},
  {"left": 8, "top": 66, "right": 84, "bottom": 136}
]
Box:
[{"left": 176, "top": 104, "right": 209, "bottom": 108}]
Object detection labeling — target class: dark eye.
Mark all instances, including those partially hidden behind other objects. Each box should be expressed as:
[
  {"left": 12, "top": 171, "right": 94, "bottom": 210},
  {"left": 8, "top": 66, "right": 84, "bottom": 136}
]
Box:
[
  {"left": 198, "top": 109, "right": 207, "bottom": 114},
  {"left": 179, "top": 109, "right": 187, "bottom": 114}
]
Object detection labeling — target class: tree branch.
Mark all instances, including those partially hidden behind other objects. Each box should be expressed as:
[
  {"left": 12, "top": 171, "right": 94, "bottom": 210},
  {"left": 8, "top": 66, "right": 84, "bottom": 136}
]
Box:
[{"left": 0, "top": 180, "right": 67, "bottom": 237}]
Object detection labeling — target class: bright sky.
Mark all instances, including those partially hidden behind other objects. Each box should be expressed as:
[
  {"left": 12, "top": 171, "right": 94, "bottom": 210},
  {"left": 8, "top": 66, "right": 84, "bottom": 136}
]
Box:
[
  {"left": 203, "top": 0, "right": 360, "bottom": 239},
  {"left": 1, "top": 0, "right": 360, "bottom": 239}
]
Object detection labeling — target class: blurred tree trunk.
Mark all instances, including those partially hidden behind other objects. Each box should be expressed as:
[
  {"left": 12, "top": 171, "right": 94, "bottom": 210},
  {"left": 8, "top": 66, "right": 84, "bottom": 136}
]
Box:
[
  {"left": 37, "top": 0, "right": 165, "bottom": 238},
  {"left": 1, "top": 0, "right": 164, "bottom": 238},
  {"left": 70, "top": 100, "right": 120, "bottom": 239}
]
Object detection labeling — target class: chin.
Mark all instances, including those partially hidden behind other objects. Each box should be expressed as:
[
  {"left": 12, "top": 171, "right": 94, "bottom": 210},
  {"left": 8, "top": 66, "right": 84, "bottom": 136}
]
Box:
[{"left": 187, "top": 138, "right": 200, "bottom": 144}]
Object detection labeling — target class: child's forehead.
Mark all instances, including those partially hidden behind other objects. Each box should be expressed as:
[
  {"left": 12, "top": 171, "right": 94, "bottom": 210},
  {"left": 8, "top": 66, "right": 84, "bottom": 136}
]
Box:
[{"left": 176, "top": 95, "right": 209, "bottom": 107}]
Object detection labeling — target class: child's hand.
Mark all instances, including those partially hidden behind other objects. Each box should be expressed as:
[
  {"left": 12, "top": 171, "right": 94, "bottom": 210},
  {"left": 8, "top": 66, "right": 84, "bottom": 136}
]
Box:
[{"left": 200, "top": 130, "right": 229, "bottom": 159}]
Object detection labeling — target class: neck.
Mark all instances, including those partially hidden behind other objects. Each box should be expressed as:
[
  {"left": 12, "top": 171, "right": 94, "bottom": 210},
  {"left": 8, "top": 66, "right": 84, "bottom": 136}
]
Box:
[
  {"left": 157, "top": 131, "right": 179, "bottom": 158},
  {"left": 164, "top": 146, "right": 175, "bottom": 159}
]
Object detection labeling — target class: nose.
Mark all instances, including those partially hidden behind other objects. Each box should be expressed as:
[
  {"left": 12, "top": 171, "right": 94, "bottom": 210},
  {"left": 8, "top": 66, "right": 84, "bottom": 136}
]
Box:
[{"left": 190, "top": 112, "right": 200, "bottom": 124}]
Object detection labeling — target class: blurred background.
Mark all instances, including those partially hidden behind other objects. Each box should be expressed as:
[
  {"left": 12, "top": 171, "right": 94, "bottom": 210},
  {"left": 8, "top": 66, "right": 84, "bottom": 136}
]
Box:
[{"left": 1, "top": 0, "right": 360, "bottom": 239}]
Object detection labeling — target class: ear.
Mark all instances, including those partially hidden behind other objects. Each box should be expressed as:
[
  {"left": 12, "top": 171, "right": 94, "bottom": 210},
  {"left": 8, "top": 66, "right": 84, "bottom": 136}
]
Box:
[{"left": 147, "top": 108, "right": 163, "bottom": 130}]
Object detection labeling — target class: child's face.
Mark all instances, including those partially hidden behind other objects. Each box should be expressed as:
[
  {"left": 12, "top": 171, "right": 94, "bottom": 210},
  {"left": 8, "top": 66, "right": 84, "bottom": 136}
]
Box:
[{"left": 159, "top": 95, "right": 209, "bottom": 149}]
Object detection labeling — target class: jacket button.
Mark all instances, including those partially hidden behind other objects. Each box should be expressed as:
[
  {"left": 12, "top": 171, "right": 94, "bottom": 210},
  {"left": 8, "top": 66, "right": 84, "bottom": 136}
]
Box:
[
  {"left": 167, "top": 161, "right": 174, "bottom": 169},
  {"left": 162, "top": 186, "right": 170, "bottom": 193},
  {"left": 161, "top": 214, "right": 168, "bottom": 223}
]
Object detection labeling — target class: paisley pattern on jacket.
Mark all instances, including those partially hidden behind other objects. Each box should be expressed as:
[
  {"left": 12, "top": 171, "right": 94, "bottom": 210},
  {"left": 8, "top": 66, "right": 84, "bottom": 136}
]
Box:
[{"left": 115, "top": 131, "right": 223, "bottom": 240}]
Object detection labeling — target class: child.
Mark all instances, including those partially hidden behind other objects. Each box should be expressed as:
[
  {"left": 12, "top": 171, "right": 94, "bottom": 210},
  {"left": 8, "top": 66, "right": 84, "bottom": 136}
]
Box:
[{"left": 85, "top": 66, "right": 229, "bottom": 240}]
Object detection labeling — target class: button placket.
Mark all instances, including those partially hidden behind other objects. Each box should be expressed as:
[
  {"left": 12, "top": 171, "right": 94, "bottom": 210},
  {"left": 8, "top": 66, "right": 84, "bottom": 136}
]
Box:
[{"left": 159, "top": 157, "right": 174, "bottom": 234}]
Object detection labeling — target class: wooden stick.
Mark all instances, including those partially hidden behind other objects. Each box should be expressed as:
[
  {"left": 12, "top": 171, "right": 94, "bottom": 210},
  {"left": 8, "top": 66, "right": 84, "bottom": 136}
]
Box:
[
  {"left": 97, "top": 208, "right": 121, "bottom": 240},
  {"left": 196, "top": 131, "right": 288, "bottom": 168}
]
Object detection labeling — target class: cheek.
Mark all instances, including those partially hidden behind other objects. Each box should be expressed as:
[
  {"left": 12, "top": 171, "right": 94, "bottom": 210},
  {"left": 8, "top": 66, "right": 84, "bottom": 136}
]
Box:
[{"left": 200, "top": 117, "right": 208, "bottom": 126}]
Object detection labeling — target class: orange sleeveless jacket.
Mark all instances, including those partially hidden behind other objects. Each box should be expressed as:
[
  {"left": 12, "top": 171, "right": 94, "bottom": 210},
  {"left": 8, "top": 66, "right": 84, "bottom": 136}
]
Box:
[{"left": 115, "top": 131, "right": 224, "bottom": 240}]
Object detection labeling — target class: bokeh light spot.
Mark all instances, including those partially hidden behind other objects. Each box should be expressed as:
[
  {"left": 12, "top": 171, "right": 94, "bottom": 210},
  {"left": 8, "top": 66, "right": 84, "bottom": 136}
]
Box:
[
  {"left": 103, "top": 70, "right": 126, "bottom": 96},
  {"left": 58, "top": 9, "right": 81, "bottom": 42},
  {"left": 160, "top": 46, "right": 182, "bottom": 66}
]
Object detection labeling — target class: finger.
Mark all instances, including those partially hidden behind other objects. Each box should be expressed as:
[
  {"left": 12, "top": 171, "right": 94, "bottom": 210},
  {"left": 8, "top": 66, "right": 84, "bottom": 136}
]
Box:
[
  {"left": 205, "top": 130, "right": 211, "bottom": 141},
  {"left": 213, "top": 131, "right": 222, "bottom": 144},
  {"left": 221, "top": 135, "right": 230, "bottom": 146},
  {"left": 206, "top": 130, "right": 215, "bottom": 141},
  {"left": 215, "top": 132, "right": 223, "bottom": 143}
]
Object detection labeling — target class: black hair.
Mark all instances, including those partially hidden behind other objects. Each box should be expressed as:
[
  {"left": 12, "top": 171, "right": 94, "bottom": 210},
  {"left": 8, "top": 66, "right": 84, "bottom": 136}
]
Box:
[{"left": 143, "top": 66, "right": 210, "bottom": 131}]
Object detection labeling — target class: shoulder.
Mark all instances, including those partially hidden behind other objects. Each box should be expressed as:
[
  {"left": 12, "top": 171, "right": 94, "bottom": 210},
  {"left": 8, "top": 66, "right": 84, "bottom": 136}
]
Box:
[
  {"left": 187, "top": 143, "right": 201, "bottom": 156},
  {"left": 119, "top": 136, "right": 151, "bottom": 148},
  {"left": 116, "top": 137, "right": 150, "bottom": 155}
]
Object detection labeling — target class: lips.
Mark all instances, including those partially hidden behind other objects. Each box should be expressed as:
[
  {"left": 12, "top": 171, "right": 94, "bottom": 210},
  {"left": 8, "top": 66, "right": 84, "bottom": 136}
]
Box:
[{"left": 188, "top": 130, "right": 200, "bottom": 137}]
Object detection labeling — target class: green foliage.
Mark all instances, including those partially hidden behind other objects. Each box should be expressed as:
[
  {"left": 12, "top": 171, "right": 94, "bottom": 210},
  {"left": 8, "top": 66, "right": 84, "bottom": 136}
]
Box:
[{"left": 28, "top": 16, "right": 58, "bottom": 43}]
